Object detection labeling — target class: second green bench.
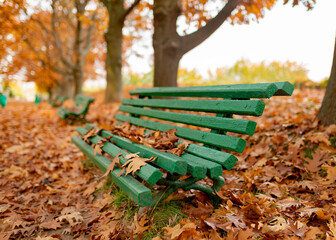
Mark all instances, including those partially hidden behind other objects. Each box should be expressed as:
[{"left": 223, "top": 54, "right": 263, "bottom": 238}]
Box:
[{"left": 58, "top": 94, "right": 95, "bottom": 123}]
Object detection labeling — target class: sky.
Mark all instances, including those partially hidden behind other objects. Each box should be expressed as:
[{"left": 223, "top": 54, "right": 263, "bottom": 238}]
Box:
[{"left": 178, "top": 0, "right": 336, "bottom": 82}]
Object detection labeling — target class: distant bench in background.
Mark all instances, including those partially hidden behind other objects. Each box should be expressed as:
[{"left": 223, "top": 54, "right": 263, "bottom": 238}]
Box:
[{"left": 57, "top": 94, "right": 95, "bottom": 124}]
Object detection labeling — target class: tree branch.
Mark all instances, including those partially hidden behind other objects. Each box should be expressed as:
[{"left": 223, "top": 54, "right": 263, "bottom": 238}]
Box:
[
  {"left": 122, "top": 0, "right": 141, "bottom": 22},
  {"left": 83, "top": 11, "right": 98, "bottom": 56},
  {"left": 51, "top": 0, "right": 76, "bottom": 70},
  {"left": 181, "top": 0, "right": 240, "bottom": 54}
]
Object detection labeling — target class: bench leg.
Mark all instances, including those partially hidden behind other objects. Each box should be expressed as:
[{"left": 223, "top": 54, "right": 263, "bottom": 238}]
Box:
[{"left": 152, "top": 175, "right": 223, "bottom": 207}]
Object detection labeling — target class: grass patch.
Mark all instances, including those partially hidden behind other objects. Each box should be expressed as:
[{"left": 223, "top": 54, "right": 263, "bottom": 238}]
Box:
[
  {"left": 109, "top": 187, "right": 186, "bottom": 239},
  {"left": 142, "top": 201, "right": 187, "bottom": 240}
]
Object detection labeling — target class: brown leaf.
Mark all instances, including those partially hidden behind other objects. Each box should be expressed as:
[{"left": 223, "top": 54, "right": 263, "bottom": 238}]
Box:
[
  {"left": 118, "top": 153, "right": 156, "bottom": 177},
  {"left": 133, "top": 213, "right": 149, "bottom": 235},
  {"left": 100, "top": 153, "right": 122, "bottom": 179},
  {"left": 306, "top": 149, "right": 328, "bottom": 172},
  {"left": 82, "top": 128, "right": 102, "bottom": 143}
]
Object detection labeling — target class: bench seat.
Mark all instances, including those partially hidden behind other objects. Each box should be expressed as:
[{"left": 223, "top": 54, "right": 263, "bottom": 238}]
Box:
[
  {"left": 58, "top": 94, "right": 94, "bottom": 123},
  {"left": 72, "top": 81, "right": 294, "bottom": 207},
  {"left": 50, "top": 96, "right": 68, "bottom": 108}
]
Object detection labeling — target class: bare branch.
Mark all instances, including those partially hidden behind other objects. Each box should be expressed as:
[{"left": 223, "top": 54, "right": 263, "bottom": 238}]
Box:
[
  {"left": 122, "top": 0, "right": 141, "bottom": 22},
  {"left": 51, "top": 0, "right": 76, "bottom": 70},
  {"left": 181, "top": 0, "right": 240, "bottom": 54}
]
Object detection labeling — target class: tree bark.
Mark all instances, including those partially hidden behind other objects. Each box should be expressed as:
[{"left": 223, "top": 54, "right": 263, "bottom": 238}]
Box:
[
  {"left": 104, "top": 0, "right": 124, "bottom": 103},
  {"left": 54, "top": 77, "right": 74, "bottom": 98},
  {"left": 73, "top": 0, "right": 85, "bottom": 95},
  {"left": 102, "top": 0, "right": 140, "bottom": 103},
  {"left": 317, "top": 37, "right": 336, "bottom": 125},
  {"left": 153, "top": 0, "right": 240, "bottom": 87},
  {"left": 153, "top": 0, "right": 182, "bottom": 87}
]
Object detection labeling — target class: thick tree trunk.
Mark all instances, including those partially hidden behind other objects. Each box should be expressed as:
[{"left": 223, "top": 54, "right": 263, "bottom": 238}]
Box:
[
  {"left": 55, "top": 78, "right": 74, "bottom": 98},
  {"left": 73, "top": 66, "right": 83, "bottom": 95},
  {"left": 153, "top": 0, "right": 182, "bottom": 87},
  {"left": 317, "top": 37, "right": 336, "bottom": 125},
  {"left": 73, "top": 0, "right": 85, "bottom": 96},
  {"left": 152, "top": 0, "right": 239, "bottom": 87},
  {"left": 104, "top": 1, "right": 124, "bottom": 103}
]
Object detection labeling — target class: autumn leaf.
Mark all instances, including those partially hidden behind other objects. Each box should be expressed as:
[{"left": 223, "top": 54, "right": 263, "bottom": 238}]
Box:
[
  {"left": 262, "top": 216, "right": 288, "bottom": 233},
  {"left": 93, "top": 138, "right": 108, "bottom": 155},
  {"left": 133, "top": 213, "right": 149, "bottom": 235},
  {"left": 163, "top": 222, "right": 197, "bottom": 240},
  {"left": 305, "top": 149, "right": 328, "bottom": 172},
  {"left": 57, "top": 211, "right": 83, "bottom": 226},
  {"left": 82, "top": 128, "right": 102, "bottom": 143},
  {"left": 39, "top": 220, "right": 62, "bottom": 230},
  {"left": 327, "top": 218, "right": 336, "bottom": 238},
  {"left": 117, "top": 153, "right": 156, "bottom": 177},
  {"left": 100, "top": 153, "right": 122, "bottom": 179}
]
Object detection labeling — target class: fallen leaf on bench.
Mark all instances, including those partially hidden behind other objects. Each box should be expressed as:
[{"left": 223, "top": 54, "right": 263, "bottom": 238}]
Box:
[
  {"left": 118, "top": 153, "right": 156, "bottom": 177},
  {"left": 94, "top": 138, "right": 108, "bottom": 155},
  {"left": 168, "top": 141, "right": 190, "bottom": 156},
  {"left": 82, "top": 128, "right": 102, "bottom": 143},
  {"left": 100, "top": 153, "right": 122, "bottom": 179}
]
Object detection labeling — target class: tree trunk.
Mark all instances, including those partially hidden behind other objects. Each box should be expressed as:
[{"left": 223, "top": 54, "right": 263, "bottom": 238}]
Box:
[
  {"left": 152, "top": 0, "right": 239, "bottom": 87},
  {"left": 55, "top": 78, "right": 74, "bottom": 98},
  {"left": 73, "top": 0, "right": 86, "bottom": 96},
  {"left": 317, "top": 37, "right": 336, "bottom": 125},
  {"left": 73, "top": 66, "right": 83, "bottom": 95},
  {"left": 153, "top": 0, "right": 182, "bottom": 87},
  {"left": 104, "top": 0, "right": 124, "bottom": 103}
]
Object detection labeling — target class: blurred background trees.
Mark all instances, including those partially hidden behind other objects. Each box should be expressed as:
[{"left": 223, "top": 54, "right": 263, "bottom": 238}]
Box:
[{"left": 0, "top": 0, "right": 334, "bottom": 124}]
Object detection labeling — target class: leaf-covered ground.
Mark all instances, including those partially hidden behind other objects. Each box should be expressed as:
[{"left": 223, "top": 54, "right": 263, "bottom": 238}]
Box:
[{"left": 0, "top": 88, "right": 336, "bottom": 240}]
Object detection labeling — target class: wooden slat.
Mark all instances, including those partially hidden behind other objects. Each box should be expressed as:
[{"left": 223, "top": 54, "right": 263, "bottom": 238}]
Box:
[
  {"left": 185, "top": 144, "right": 238, "bottom": 170},
  {"left": 84, "top": 124, "right": 190, "bottom": 176},
  {"left": 76, "top": 127, "right": 163, "bottom": 185},
  {"left": 122, "top": 99, "right": 265, "bottom": 116},
  {"left": 180, "top": 153, "right": 223, "bottom": 178},
  {"left": 71, "top": 136, "right": 153, "bottom": 207},
  {"left": 115, "top": 114, "right": 246, "bottom": 153},
  {"left": 130, "top": 81, "right": 294, "bottom": 98},
  {"left": 119, "top": 105, "right": 257, "bottom": 136}
]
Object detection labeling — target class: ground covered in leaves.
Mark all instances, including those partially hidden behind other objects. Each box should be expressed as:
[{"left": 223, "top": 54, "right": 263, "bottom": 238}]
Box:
[{"left": 0, "top": 88, "right": 336, "bottom": 240}]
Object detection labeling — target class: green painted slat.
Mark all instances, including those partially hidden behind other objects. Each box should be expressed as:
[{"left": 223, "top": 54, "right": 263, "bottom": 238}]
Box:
[
  {"left": 122, "top": 99, "right": 265, "bottom": 116},
  {"left": 119, "top": 105, "right": 257, "bottom": 136},
  {"left": 180, "top": 153, "right": 222, "bottom": 178},
  {"left": 84, "top": 124, "right": 189, "bottom": 175},
  {"left": 273, "top": 81, "right": 295, "bottom": 96},
  {"left": 71, "top": 136, "right": 152, "bottom": 207},
  {"left": 184, "top": 144, "right": 238, "bottom": 170},
  {"left": 130, "top": 82, "right": 294, "bottom": 98},
  {"left": 115, "top": 114, "right": 246, "bottom": 153},
  {"left": 213, "top": 176, "right": 225, "bottom": 191},
  {"left": 76, "top": 127, "right": 163, "bottom": 185}
]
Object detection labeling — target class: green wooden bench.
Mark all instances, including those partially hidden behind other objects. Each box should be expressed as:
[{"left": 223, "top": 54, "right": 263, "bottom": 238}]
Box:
[
  {"left": 0, "top": 94, "right": 7, "bottom": 108},
  {"left": 50, "top": 96, "right": 68, "bottom": 108},
  {"left": 71, "top": 82, "right": 294, "bottom": 207},
  {"left": 57, "top": 94, "right": 95, "bottom": 123}
]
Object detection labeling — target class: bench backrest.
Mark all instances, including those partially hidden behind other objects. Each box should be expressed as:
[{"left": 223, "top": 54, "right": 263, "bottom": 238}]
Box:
[
  {"left": 117, "top": 81, "right": 294, "bottom": 170},
  {"left": 74, "top": 94, "right": 95, "bottom": 114}
]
